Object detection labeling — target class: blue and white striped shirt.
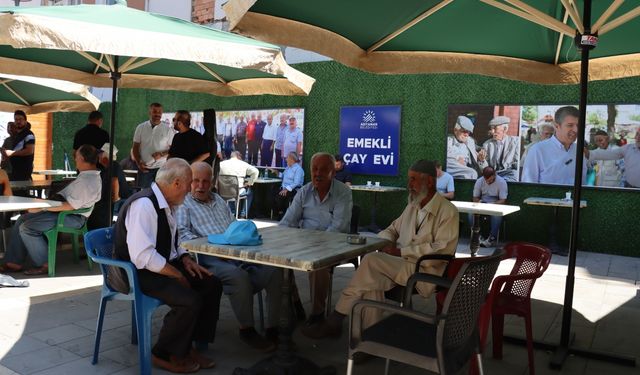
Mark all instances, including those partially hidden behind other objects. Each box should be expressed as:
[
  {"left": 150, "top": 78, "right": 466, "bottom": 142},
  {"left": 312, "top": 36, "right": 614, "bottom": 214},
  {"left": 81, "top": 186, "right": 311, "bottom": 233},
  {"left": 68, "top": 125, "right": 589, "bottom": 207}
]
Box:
[{"left": 176, "top": 192, "right": 235, "bottom": 243}]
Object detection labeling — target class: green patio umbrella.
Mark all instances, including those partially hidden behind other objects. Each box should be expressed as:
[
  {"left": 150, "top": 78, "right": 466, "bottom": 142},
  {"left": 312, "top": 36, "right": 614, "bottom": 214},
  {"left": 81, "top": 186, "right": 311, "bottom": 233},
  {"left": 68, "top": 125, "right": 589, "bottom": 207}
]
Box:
[
  {"left": 225, "top": 0, "right": 639, "bottom": 371},
  {"left": 0, "top": 0, "right": 315, "bottom": 219},
  {"left": 0, "top": 73, "right": 100, "bottom": 114}
]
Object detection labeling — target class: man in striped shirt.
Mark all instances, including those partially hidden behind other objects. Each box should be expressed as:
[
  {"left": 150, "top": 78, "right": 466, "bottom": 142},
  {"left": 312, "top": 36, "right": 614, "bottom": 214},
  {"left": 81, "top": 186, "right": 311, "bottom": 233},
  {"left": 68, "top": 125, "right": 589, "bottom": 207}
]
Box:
[{"left": 176, "top": 162, "right": 282, "bottom": 352}]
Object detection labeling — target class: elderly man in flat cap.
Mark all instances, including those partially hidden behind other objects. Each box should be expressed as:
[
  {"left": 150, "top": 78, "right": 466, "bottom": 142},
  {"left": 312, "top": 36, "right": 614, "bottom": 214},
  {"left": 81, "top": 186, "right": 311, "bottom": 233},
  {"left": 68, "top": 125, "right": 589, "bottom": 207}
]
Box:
[
  {"left": 482, "top": 115, "right": 521, "bottom": 182},
  {"left": 302, "top": 160, "right": 459, "bottom": 339},
  {"left": 446, "top": 115, "right": 486, "bottom": 179}
]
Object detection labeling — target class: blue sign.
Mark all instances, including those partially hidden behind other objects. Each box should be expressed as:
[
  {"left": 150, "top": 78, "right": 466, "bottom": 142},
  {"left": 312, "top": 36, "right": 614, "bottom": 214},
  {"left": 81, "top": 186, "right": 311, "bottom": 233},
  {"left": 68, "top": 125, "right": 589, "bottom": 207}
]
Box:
[{"left": 339, "top": 105, "right": 401, "bottom": 176}]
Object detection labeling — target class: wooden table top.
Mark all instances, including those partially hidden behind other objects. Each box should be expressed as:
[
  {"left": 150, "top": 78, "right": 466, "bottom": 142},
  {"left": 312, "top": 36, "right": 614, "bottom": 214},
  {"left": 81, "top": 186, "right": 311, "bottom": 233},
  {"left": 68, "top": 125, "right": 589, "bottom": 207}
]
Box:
[
  {"left": 524, "top": 197, "right": 588, "bottom": 208},
  {"left": 350, "top": 184, "right": 406, "bottom": 192},
  {"left": 181, "top": 225, "right": 390, "bottom": 272},
  {"left": 0, "top": 196, "right": 62, "bottom": 212},
  {"left": 452, "top": 201, "right": 521, "bottom": 216}
]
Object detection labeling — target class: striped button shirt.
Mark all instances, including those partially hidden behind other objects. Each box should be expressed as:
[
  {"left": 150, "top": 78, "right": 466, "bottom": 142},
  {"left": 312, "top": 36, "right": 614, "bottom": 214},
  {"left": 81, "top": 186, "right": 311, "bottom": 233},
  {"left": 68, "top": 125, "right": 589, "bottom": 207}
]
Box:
[{"left": 176, "top": 192, "right": 235, "bottom": 243}]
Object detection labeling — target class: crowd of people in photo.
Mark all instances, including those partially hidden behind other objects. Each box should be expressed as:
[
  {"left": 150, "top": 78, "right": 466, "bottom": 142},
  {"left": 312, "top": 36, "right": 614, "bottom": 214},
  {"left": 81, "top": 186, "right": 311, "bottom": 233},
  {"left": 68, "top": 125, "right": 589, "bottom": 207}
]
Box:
[{"left": 1, "top": 100, "right": 639, "bottom": 372}]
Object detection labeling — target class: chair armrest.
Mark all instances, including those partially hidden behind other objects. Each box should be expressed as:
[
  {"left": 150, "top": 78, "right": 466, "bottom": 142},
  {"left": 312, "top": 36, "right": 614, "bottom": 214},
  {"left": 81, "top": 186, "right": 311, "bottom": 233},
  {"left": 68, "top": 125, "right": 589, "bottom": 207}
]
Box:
[
  {"left": 414, "top": 254, "right": 454, "bottom": 273},
  {"left": 488, "top": 271, "right": 545, "bottom": 297},
  {"left": 55, "top": 207, "right": 92, "bottom": 228},
  {"left": 350, "top": 299, "right": 440, "bottom": 344},
  {"left": 404, "top": 272, "right": 452, "bottom": 306}
]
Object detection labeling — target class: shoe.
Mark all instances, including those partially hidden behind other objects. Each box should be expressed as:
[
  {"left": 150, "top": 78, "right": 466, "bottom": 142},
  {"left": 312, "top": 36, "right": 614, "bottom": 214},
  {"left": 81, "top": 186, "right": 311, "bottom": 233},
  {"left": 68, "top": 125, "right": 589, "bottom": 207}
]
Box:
[
  {"left": 304, "top": 313, "right": 325, "bottom": 326},
  {"left": 239, "top": 327, "right": 276, "bottom": 352},
  {"left": 189, "top": 348, "right": 215, "bottom": 369},
  {"left": 23, "top": 265, "right": 48, "bottom": 276},
  {"left": 152, "top": 354, "right": 200, "bottom": 373},
  {"left": 352, "top": 352, "right": 376, "bottom": 364},
  {"left": 293, "top": 300, "right": 306, "bottom": 321},
  {"left": 300, "top": 319, "right": 342, "bottom": 339},
  {"left": 0, "top": 263, "right": 23, "bottom": 273},
  {"left": 479, "top": 237, "right": 496, "bottom": 248}
]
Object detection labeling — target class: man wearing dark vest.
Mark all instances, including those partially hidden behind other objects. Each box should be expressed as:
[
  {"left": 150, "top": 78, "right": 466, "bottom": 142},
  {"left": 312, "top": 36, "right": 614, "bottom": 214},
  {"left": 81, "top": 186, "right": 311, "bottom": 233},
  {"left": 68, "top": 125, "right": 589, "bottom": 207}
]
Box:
[
  {"left": 114, "top": 158, "right": 222, "bottom": 373},
  {"left": 3, "top": 110, "right": 35, "bottom": 181}
]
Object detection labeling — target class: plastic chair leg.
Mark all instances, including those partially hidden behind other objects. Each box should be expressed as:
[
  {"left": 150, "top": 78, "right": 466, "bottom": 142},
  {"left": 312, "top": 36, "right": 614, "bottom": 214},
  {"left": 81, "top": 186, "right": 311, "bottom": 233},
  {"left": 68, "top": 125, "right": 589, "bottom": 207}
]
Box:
[
  {"left": 134, "top": 300, "right": 155, "bottom": 375},
  {"left": 46, "top": 231, "right": 58, "bottom": 277},
  {"left": 131, "top": 301, "right": 138, "bottom": 345},
  {"left": 524, "top": 314, "right": 535, "bottom": 375},
  {"left": 492, "top": 313, "right": 505, "bottom": 359},
  {"left": 92, "top": 297, "right": 109, "bottom": 365},
  {"left": 72, "top": 233, "right": 80, "bottom": 264},
  {"left": 257, "top": 291, "right": 265, "bottom": 333}
]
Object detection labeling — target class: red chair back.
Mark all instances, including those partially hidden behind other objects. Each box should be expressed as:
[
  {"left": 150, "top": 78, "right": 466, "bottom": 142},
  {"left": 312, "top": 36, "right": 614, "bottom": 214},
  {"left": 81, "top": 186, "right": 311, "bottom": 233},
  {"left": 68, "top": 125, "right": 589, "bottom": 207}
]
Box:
[{"left": 495, "top": 242, "right": 552, "bottom": 302}]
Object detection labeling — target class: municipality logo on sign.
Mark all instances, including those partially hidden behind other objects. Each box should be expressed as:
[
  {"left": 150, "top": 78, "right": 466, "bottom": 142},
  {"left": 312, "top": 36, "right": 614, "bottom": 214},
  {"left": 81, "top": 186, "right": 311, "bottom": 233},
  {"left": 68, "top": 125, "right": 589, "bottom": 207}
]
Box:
[{"left": 360, "top": 110, "right": 378, "bottom": 129}]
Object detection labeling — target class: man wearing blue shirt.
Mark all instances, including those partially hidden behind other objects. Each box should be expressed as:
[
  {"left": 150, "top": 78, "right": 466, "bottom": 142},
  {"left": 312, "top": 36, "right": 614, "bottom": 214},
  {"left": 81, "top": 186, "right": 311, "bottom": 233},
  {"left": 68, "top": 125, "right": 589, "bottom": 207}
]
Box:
[
  {"left": 269, "top": 152, "right": 304, "bottom": 219},
  {"left": 522, "top": 106, "right": 586, "bottom": 185},
  {"left": 279, "top": 152, "right": 352, "bottom": 324},
  {"left": 471, "top": 166, "right": 508, "bottom": 248},
  {"left": 435, "top": 160, "right": 454, "bottom": 199}
]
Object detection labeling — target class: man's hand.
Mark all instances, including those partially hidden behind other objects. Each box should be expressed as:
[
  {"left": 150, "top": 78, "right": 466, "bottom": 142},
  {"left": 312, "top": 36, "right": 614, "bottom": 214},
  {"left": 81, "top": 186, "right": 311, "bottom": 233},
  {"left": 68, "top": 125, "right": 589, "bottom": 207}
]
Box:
[
  {"left": 381, "top": 243, "right": 401, "bottom": 257},
  {"left": 151, "top": 151, "right": 162, "bottom": 160},
  {"left": 182, "top": 255, "right": 212, "bottom": 279},
  {"left": 278, "top": 189, "right": 288, "bottom": 197},
  {"left": 137, "top": 161, "right": 148, "bottom": 173},
  {"left": 4, "top": 149, "right": 14, "bottom": 157},
  {"left": 175, "top": 274, "right": 191, "bottom": 289},
  {"left": 457, "top": 156, "right": 466, "bottom": 166}
]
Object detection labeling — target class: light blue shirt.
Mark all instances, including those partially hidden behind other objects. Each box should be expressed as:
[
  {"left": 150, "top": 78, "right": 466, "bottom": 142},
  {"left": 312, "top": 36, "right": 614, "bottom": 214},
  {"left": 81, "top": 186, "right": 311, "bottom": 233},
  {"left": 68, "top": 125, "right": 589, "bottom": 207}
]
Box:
[
  {"left": 275, "top": 123, "right": 287, "bottom": 150},
  {"left": 473, "top": 175, "right": 508, "bottom": 203},
  {"left": 279, "top": 180, "right": 352, "bottom": 233},
  {"left": 521, "top": 136, "right": 586, "bottom": 185},
  {"left": 176, "top": 192, "right": 235, "bottom": 242},
  {"left": 436, "top": 172, "right": 455, "bottom": 194},
  {"left": 280, "top": 162, "right": 304, "bottom": 191},
  {"left": 590, "top": 143, "right": 640, "bottom": 187}
]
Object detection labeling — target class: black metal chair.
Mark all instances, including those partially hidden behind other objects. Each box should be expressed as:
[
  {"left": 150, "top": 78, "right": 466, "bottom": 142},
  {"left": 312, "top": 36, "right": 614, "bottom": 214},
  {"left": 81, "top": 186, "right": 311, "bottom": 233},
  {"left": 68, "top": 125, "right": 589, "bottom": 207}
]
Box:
[{"left": 347, "top": 250, "right": 504, "bottom": 375}]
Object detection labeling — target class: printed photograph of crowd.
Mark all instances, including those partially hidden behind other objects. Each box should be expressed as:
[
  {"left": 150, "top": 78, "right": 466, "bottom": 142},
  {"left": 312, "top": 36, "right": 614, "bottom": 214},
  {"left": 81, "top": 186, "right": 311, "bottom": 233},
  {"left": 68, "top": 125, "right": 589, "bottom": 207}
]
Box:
[{"left": 446, "top": 104, "right": 640, "bottom": 189}]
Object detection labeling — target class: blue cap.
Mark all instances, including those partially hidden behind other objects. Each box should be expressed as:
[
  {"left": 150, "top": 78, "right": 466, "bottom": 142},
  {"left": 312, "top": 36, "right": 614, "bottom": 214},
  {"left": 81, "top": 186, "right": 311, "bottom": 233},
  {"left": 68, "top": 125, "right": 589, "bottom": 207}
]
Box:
[{"left": 207, "top": 221, "right": 262, "bottom": 246}]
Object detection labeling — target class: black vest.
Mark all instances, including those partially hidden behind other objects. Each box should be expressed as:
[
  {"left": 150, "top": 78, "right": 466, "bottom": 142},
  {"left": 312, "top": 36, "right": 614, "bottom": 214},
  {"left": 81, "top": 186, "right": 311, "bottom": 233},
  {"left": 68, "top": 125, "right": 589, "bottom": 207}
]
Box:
[{"left": 109, "top": 188, "right": 174, "bottom": 292}]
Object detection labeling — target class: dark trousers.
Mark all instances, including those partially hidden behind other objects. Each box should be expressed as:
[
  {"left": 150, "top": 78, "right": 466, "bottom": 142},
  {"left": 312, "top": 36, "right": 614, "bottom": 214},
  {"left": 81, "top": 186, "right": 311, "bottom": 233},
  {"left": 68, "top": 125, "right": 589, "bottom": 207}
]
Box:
[
  {"left": 274, "top": 149, "right": 283, "bottom": 168},
  {"left": 260, "top": 140, "right": 274, "bottom": 167},
  {"left": 138, "top": 260, "right": 223, "bottom": 360},
  {"left": 247, "top": 139, "right": 259, "bottom": 165},
  {"left": 235, "top": 137, "right": 246, "bottom": 160},
  {"left": 270, "top": 185, "right": 295, "bottom": 218},
  {"left": 223, "top": 136, "right": 233, "bottom": 159}
]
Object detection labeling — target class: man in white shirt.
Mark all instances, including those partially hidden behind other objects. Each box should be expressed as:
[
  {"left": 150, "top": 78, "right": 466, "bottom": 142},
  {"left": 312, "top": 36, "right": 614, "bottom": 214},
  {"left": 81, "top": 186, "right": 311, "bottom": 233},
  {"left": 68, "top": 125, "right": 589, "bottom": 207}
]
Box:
[
  {"left": 261, "top": 114, "right": 277, "bottom": 167},
  {"left": 132, "top": 103, "right": 175, "bottom": 188},
  {"left": 2, "top": 145, "right": 102, "bottom": 275},
  {"left": 219, "top": 151, "right": 259, "bottom": 218},
  {"left": 113, "top": 158, "right": 221, "bottom": 373},
  {"left": 471, "top": 166, "right": 508, "bottom": 248},
  {"left": 522, "top": 106, "right": 586, "bottom": 185}
]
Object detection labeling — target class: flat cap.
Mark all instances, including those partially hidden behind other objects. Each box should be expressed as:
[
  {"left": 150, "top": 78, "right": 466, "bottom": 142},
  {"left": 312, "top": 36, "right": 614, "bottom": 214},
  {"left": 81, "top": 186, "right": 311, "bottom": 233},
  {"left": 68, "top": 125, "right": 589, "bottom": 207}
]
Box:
[
  {"left": 409, "top": 159, "right": 436, "bottom": 178},
  {"left": 456, "top": 116, "right": 474, "bottom": 132},
  {"left": 488, "top": 116, "right": 511, "bottom": 127}
]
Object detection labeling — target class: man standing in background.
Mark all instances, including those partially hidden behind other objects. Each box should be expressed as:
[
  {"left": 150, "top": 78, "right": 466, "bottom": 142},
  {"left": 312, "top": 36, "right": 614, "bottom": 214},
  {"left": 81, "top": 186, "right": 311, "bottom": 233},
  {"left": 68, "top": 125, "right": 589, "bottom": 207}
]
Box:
[
  {"left": 274, "top": 114, "right": 288, "bottom": 168},
  {"left": 283, "top": 116, "right": 303, "bottom": 162},
  {"left": 246, "top": 113, "right": 258, "bottom": 165},
  {"left": 73, "top": 110, "right": 109, "bottom": 155},
  {"left": 168, "top": 110, "right": 210, "bottom": 164},
  {"left": 261, "top": 114, "right": 277, "bottom": 167},
  {"left": 234, "top": 115, "right": 247, "bottom": 160},
  {"left": 254, "top": 114, "right": 266, "bottom": 165},
  {"left": 3, "top": 110, "right": 35, "bottom": 181},
  {"left": 132, "top": 103, "right": 175, "bottom": 188}
]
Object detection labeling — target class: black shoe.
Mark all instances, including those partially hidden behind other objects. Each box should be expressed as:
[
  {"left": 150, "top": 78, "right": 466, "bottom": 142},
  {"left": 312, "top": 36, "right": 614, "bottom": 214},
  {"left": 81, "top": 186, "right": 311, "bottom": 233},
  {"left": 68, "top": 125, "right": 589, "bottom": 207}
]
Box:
[
  {"left": 239, "top": 327, "right": 276, "bottom": 352},
  {"left": 300, "top": 319, "right": 342, "bottom": 339},
  {"left": 293, "top": 300, "right": 306, "bottom": 321},
  {"left": 304, "top": 313, "right": 325, "bottom": 326}
]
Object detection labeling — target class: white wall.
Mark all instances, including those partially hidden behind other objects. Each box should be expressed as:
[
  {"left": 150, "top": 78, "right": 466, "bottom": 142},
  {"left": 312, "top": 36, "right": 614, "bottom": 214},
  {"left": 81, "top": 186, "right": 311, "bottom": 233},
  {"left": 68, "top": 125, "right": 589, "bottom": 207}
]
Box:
[{"left": 147, "top": 0, "right": 191, "bottom": 21}]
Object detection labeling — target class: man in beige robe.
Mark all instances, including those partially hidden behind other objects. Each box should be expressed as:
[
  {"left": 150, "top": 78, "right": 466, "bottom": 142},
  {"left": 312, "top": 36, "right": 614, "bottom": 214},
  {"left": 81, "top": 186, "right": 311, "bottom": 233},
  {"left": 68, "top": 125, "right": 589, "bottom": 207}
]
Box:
[{"left": 302, "top": 159, "right": 459, "bottom": 339}]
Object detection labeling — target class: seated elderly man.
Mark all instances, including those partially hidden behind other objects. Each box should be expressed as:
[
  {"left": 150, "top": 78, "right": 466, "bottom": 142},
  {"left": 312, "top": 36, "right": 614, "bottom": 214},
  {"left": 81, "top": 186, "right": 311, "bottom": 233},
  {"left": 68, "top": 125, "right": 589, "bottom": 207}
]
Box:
[
  {"left": 269, "top": 151, "right": 304, "bottom": 220},
  {"left": 302, "top": 160, "right": 459, "bottom": 339},
  {"left": 177, "top": 162, "right": 282, "bottom": 352},
  {"left": 279, "top": 152, "right": 352, "bottom": 325},
  {"left": 114, "top": 158, "right": 221, "bottom": 373},
  {"left": 219, "top": 151, "right": 259, "bottom": 218},
  {"left": 1, "top": 144, "right": 102, "bottom": 275},
  {"left": 471, "top": 166, "right": 508, "bottom": 248}
]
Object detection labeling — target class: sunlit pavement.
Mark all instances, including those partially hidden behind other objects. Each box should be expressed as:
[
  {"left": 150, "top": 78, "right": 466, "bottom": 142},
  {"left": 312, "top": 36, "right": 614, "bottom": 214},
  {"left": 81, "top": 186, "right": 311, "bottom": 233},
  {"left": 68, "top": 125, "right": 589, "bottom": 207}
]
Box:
[{"left": 1, "top": 221, "right": 638, "bottom": 375}]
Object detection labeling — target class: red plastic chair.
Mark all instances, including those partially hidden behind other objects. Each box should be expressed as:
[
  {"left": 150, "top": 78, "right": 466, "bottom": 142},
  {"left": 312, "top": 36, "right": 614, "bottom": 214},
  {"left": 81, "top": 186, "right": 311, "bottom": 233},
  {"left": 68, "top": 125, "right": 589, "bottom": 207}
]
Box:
[{"left": 479, "top": 242, "right": 552, "bottom": 375}]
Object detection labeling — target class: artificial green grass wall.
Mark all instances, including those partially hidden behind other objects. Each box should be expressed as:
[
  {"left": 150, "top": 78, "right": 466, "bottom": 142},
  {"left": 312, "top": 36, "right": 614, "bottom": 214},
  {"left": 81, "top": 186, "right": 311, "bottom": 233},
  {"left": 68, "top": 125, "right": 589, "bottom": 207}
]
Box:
[{"left": 53, "top": 61, "right": 640, "bottom": 256}]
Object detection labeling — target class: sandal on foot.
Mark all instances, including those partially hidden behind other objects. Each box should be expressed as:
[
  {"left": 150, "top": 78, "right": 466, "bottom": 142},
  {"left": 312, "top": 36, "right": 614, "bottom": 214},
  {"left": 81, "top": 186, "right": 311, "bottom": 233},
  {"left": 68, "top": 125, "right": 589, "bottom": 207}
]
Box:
[{"left": 24, "top": 266, "right": 48, "bottom": 276}]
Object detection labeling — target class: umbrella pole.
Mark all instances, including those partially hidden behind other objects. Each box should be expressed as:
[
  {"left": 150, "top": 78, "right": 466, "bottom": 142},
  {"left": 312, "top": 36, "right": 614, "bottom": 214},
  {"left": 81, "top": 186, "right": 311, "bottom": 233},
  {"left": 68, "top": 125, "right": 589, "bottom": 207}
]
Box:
[
  {"left": 550, "top": 0, "right": 635, "bottom": 368},
  {"left": 106, "top": 56, "right": 120, "bottom": 225}
]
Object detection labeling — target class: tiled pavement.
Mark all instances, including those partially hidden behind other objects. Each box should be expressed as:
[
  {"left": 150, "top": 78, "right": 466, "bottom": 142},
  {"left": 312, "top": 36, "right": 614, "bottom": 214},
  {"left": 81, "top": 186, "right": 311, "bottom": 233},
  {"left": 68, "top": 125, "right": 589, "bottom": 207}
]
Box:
[{"left": 1, "top": 222, "right": 639, "bottom": 375}]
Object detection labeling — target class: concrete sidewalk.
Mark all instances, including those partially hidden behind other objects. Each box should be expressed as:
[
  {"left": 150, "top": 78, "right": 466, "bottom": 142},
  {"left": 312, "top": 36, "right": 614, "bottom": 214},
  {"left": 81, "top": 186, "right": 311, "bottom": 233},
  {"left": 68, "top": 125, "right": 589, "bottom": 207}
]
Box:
[{"left": 1, "top": 226, "right": 638, "bottom": 375}]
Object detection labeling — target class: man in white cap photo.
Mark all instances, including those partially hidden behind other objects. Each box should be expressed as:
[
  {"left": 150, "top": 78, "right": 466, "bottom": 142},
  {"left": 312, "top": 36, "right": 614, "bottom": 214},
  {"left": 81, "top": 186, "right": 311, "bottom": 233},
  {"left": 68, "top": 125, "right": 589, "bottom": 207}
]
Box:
[
  {"left": 482, "top": 115, "right": 520, "bottom": 181},
  {"left": 446, "top": 115, "right": 486, "bottom": 179}
]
